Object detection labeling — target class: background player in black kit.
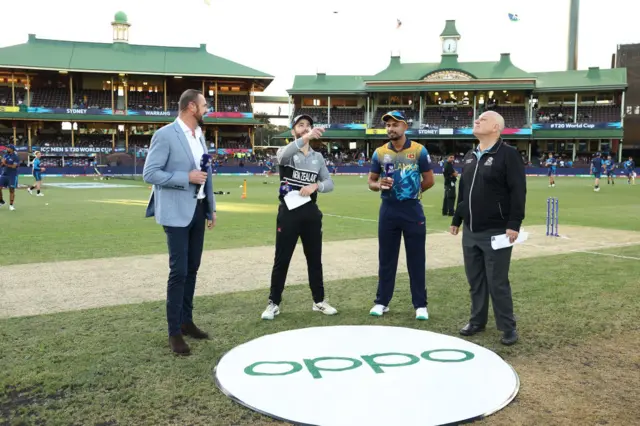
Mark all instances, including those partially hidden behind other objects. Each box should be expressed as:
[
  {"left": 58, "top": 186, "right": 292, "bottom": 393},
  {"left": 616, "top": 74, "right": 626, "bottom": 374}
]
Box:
[
  {"left": 261, "top": 114, "right": 337, "bottom": 320},
  {"left": 442, "top": 154, "right": 458, "bottom": 216}
]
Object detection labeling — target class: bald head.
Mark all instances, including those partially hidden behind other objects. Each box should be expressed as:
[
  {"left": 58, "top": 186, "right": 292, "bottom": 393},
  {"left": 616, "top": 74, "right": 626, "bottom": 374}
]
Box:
[
  {"left": 483, "top": 111, "right": 505, "bottom": 132},
  {"left": 473, "top": 110, "right": 505, "bottom": 140}
]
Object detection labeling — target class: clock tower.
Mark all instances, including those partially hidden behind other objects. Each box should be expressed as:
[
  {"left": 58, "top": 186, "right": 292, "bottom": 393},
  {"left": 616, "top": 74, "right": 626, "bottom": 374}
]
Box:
[{"left": 440, "top": 20, "right": 461, "bottom": 56}]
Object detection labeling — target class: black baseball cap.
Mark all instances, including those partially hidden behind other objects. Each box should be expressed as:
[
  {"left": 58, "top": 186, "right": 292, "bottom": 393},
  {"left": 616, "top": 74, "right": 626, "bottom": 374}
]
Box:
[
  {"left": 382, "top": 110, "right": 407, "bottom": 124},
  {"left": 292, "top": 114, "right": 313, "bottom": 128}
]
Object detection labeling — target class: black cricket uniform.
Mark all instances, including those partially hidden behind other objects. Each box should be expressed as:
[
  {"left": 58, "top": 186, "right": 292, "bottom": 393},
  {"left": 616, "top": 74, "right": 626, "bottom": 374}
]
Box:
[
  {"left": 442, "top": 160, "right": 457, "bottom": 216},
  {"left": 268, "top": 138, "right": 334, "bottom": 305}
]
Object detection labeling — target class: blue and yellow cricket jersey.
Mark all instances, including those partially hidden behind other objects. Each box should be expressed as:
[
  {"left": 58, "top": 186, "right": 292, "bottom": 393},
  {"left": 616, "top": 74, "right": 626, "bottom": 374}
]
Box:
[{"left": 370, "top": 139, "right": 432, "bottom": 201}]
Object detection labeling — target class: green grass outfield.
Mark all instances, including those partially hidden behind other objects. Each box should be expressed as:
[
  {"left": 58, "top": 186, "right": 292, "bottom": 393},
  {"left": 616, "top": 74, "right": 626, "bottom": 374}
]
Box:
[
  {"left": 2, "top": 174, "right": 640, "bottom": 265},
  {"left": 1, "top": 175, "right": 640, "bottom": 425}
]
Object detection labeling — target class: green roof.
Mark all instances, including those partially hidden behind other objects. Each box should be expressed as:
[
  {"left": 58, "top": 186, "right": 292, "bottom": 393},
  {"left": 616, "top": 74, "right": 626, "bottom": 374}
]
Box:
[
  {"left": 533, "top": 68, "right": 627, "bottom": 92},
  {"left": 288, "top": 55, "right": 626, "bottom": 94},
  {"left": 113, "top": 11, "right": 128, "bottom": 24},
  {"left": 288, "top": 75, "right": 367, "bottom": 94},
  {"left": 368, "top": 54, "right": 533, "bottom": 81},
  {"left": 440, "top": 20, "right": 461, "bottom": 38},
  {"left": 0, "top": 34, "right": 274, "bottom": 79}
]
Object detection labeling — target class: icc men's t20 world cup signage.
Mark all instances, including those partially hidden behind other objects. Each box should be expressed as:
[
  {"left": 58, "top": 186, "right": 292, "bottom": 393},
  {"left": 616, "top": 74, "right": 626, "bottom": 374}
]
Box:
[{"left": 214, "top": 325, "right": 519, "bottom": 425}]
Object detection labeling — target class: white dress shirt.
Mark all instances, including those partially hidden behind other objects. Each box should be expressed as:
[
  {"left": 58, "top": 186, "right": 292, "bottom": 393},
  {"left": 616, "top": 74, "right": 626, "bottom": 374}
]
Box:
[{"left": 176, "top": 117, "right": 206, "bottom": 199}]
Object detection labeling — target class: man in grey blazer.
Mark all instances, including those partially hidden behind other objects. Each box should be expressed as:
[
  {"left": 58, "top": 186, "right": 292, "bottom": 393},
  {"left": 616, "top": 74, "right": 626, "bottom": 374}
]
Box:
[{"left": 143, "top": 89, "right": 216, "bottom": 356}]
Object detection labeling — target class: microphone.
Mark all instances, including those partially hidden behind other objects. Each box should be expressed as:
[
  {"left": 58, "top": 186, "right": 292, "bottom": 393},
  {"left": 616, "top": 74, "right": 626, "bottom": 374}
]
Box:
[{"left": 196, "top": 153, "right": 212, "bottom": 196}]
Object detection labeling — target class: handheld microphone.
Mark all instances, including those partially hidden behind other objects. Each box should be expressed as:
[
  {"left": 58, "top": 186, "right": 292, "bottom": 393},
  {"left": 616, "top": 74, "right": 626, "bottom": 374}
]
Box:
[
  {"left": 384, "top": 163, "right": 395, "bottom": 177},
  {"left": 196, "top": 153, "right": 212, "bottom": 195}
]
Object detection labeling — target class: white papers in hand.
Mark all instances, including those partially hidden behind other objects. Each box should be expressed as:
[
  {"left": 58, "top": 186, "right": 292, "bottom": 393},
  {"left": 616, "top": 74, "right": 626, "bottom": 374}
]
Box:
[
  {"left": 284, "top": 190, "right": 311, "bottom": 210},
  {"left": 491, "top": 230, "right": 529, "bottom": 250}
]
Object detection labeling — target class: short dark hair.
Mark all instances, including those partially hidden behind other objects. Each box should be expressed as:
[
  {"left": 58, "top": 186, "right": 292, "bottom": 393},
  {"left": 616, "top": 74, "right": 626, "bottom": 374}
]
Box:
[{"left": 179, "top": 89, "right": 203, "bottom": 111}]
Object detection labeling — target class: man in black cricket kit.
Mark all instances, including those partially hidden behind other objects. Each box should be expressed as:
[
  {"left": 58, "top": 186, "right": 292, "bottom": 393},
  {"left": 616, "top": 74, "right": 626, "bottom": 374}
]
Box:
[
  {"left": 450, "top": 111, "right": 526, "bottom": 346},
  {"left": 442, "top": 154, "right": 458, "bottom": 216},
  {"left": 261, "top": 114, "right": 338, "bottom": 320}
]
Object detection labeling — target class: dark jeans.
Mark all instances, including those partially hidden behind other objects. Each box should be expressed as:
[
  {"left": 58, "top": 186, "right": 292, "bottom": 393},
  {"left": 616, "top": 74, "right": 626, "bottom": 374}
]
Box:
[
  {"left": 269, "top": 202, "right": 325, "bottom": 305},
  {"left": 375, "top": 200, "right": 427, "bottom": 309},
  {"left": 163, "top": 200, "right": 206, "bottom": 336},
  {"left": 461, "top": 225, "right": 516, "bottom": 331}
]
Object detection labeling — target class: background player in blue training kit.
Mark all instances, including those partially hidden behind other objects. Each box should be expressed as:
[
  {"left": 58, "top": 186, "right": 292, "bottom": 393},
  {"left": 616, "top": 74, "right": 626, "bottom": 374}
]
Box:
[
  {"left": 604, "top": 155, "right": 615, "bottom": 185},
  {"left": 367, "top": 110, "right": 435, "bottom": 320},
  {"left": 623, "top": 156, "right": 635, "bottom": 185},
  {"left": 28, "top": 151, "right": 46, "bottom": 196},
  {"left": 591, "top": 152, "right": 604, "bottom": 192},
  {"left": 545, "top": 152, "right": 557, "bottom": 187},
  {"left": 0, "top": 144, "right": 20, "bottom": 210}
]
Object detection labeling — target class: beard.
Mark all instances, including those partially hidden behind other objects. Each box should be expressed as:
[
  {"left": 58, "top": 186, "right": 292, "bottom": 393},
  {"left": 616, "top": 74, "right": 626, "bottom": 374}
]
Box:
[
  {"left": 196, "top": 114, "right": 205, "bottom": 128},
  {"left": 387, "top": 131, "right": 402, "bottom": 141}
]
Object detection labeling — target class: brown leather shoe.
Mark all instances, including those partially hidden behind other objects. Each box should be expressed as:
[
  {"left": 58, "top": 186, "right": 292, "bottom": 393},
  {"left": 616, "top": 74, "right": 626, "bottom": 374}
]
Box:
[
  {"left": 181, "top": 322, "right": 209, "bottom": 339},
  {"left": 169, "top": 334, "right": 191, "bottom": 355}
]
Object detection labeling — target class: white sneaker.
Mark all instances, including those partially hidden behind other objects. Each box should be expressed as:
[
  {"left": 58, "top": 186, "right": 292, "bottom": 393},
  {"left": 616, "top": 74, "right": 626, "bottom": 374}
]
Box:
[
  {"left": 27, "top": 188, "right": 32, "bottom": 195},
  {"left": 416, "top": 307, "right": 429, "bottom": 320},
  {"left": 313, "top": 301, "right": 338, "bottom": 316},
  {"left": 9, "top": 205, "right": 15, "bottom": 211},
  {"left": 369, "top": 304, "right": 389, "bottom": 316},
  {"left": 37, "top": 193, "right": 44, "bottom": 197},
  {"left": 261, "top": 302, "right": 280, "bottom": 320}
]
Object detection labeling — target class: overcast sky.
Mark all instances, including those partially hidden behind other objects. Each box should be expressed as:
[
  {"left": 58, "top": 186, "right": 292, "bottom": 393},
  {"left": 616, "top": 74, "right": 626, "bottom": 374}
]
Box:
[{"left": 2, "top": 0, "right": 638, "bottom": 123}]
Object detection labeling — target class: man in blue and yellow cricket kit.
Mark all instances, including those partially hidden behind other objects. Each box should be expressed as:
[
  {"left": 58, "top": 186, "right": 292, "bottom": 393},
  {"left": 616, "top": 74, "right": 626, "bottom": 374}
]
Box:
[{"left": 367, "top": 110, "right": 435, "bottom": 320}]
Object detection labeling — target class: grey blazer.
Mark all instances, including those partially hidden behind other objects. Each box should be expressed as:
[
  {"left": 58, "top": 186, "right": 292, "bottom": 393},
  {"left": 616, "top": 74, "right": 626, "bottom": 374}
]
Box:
[{"left": 143, "top": 120, "right": 216, "bottom": 227}]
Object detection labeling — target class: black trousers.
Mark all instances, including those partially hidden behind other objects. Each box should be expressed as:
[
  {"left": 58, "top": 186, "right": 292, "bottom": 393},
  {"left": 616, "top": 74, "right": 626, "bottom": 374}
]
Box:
[
  {"left": 163, "top": 200, "right": 206, "bottom": 336},
  {"left": 269, "top": 202, "right": 324, "bottom": 305},
  {"left": 461, "top": 225, "right": 516, "bottom": 332},
  {"left": 442, "top": 184, "right": 456, "bottom": 216}
]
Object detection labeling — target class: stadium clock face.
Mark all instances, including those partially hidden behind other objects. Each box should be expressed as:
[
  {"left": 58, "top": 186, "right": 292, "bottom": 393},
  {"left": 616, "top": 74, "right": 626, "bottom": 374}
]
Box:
[{"left": 442, "top": 38, "right": 457, "bottom": 53}]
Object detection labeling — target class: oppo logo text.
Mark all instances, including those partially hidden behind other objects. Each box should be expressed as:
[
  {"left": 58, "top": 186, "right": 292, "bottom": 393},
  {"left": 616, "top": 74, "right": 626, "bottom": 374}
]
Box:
[{"left": 244, "top": 350, "right": 474, "bottom": 379}]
